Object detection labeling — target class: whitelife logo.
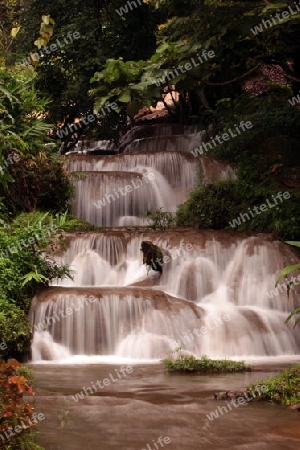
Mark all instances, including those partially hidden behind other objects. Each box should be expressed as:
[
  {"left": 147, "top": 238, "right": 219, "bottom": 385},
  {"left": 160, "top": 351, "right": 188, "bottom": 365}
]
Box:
[
  {"left": 141, "top": 436, "right": 171, "bottom": 450},
  {"left": 228, "top": 191, "right": 290, "bottom": 229},
  {"left": 288, "top": 90, "right": 300, "bottom": 106},
  {"left": 206, "top": 385, "right": 268, "bottom": 422},
  {"left": 191, "top": 121, "right": 253, "bottom": 157},
  {"left": 19, "top": 31, "right": 81, "bottom": 66},
  {"left": 116, "top": 0, "right": 143, "bottom": 17},
  {"left": 176, "top": 313, "right": 231, "bottom": 348},
  {"left": 34, "top": 295, "right": 96, "bottom": 332},
  {"left": 155, "top": 50, "right": 215, "bottom": 87},
  {"left": 0, "top": 413, "right": 45, "bottom": 443},
  {"left": 57, "top": 102, "right": 118, "bottom": 139},
  {"left": 93, "top": 172, "right": 155, "bottom": 209},
  {"left": 72, "top": 366, "right": 133, "bottom": 402},
  {"left": 266, "top": 273, "right": 300, "bottom": 299},
  {"left": 250, "top": 1, "right": 300, "bottom": 35}
]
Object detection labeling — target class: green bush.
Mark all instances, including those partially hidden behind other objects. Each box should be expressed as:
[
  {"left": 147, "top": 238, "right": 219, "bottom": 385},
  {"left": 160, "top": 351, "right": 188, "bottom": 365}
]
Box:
[
  {"left": 176, "top": 180, "right": 300, "bottom": 239},
  {"left": 248, "top": 364, "right": 300, "bottom": 406},
  {"left": 163, "top": 354, "right": 252, "bottom": 373},
  {"left": 0, "top": 300, "right": 32, "bottom": 360},
  {"left": 176, "top": 181, "right": 239, "bottom": 229},
  {"left": 145, "top": 208, "right": 176, "bottom": 230},
  {"left": 0, "top": 153, "right": 73, "bottom": 217},
  {"left": 0, "top": 212, "right": 70, "bottom": 358},
  {"left": 0, "top": 66, "right": 73, "bottom": 219},
  {"left": 177, "top": 84, "right": 300, "bottom": 238}
]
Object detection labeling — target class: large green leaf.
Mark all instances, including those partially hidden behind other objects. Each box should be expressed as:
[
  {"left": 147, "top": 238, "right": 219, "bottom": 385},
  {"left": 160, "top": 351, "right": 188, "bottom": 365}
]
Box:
[
  {"left": 285, "top": 308, "right": 300, "bottom": 327},
  {"left": 285, "top": 241, "right": 300, "bottom": 248},
  {"left": 276, "top": 264, "right": 300, "bottom": 286}
]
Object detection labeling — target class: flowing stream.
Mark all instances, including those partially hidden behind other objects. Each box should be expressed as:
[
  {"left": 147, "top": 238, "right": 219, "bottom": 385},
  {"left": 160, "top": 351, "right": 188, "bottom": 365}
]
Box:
[{"left": 29, "top": 123, "right": 300, "bottom": 449}]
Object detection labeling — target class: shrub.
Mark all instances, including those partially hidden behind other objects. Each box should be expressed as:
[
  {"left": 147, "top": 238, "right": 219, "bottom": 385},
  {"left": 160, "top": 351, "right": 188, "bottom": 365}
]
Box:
[
  {"left": 0, "top": 359, "right": 44, "bottom": 450},
  {"left": 145, "top": 208, "right": 176, "bottom": 230},
  {"left": 176, "top": 181, "right": 239, "bottom": 229},
  {"left": 163, "top": 354, "right": 252, "bottom": 373},
  {"left": 248, "top": 364, "right": 300, "bottom": 406},
  {"left": 0, "top": 212, "right": 70, "bottom": 358},
  {"left": 0, "top": 301, "right": 32, "bottom": 360},
  {"left": 0, "top": 152, "right": 73, "bottom": 216}
]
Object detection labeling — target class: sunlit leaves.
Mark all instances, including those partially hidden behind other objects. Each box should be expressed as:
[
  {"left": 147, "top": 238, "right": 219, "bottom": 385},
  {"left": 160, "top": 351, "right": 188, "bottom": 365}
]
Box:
[
  {"left": 11, "top": 27, "right": 20, "bottom": 38},
  {"left": 34, "top": 15, "right": 55, "bottom": 49}
]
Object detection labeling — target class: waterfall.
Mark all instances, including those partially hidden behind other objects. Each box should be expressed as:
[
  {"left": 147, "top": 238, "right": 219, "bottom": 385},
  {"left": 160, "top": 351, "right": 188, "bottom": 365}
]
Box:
[
  {"left": 30, "top": 124, "right": 300, "bottom": 362},
  {"left": 31, "top": 231, "right": 300, "bottom": 361}
]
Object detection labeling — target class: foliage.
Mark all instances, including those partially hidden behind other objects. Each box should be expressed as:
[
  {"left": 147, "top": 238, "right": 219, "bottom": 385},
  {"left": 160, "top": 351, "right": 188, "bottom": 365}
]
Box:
[
  {"left": 0, "top": 65, "right": 73, "bottom": 217},
  {"left": 0, "top": 212, "right": 71, "bottom": 358},
  {"left": 90, "top": 40, "right": 204, "bottom": 119},
  {"left": 14, "top": 0, "right": 159, "bottom": 128},
  {"left": 0, "top": 301, "right": 31, "bottom": 360},
  {"left": 176, "top": 83, "right": 300, "bottom": 239},
  {"left": 163, "top": 354, "right": 252, "bottom": 373},
  {"left": 0, "top": 359, "right": 44, "bottom": 450},
  {"left": 56, "top": 217, "right": 99, "bottom": 232},
  {"left": 276, "top": 241, "right": 300, "bottom": 326},
  {"left": 0, "top": 42, "right": 73, "bottom": 217},
  {"left": 0, "top": 212, "right": 70, "bottom": 309},
  {"left": 248, "top": 364, "right": 300, "bottom": 406},
  {"left": 0, "top": 151, "right": 73, "bottom": 216},
  {"left": 0, "top": 67, "right": 51, "bottom": 164},
  {"left": 176, "top": 179, "right": 300, "bottom": 239},
  {"left": 176, "top": 181, "right": 238, "bottom": 229},
  {"left": 0, "top": 0, "right": 24, "bottom": 56},
  {"left": 91, "top": 0, "right": 300, "bottom": 123},
  {"left": 144, "top": 208, "right": 175, "bottom": 231},
  {"left": 11, "top": 211, "right": 99, "bottom": 232}
]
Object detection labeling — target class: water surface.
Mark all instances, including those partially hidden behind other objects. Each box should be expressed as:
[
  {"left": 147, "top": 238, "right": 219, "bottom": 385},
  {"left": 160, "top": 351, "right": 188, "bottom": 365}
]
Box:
[{"left": 32, "top": 363, "right": 300, "bottom": 450}]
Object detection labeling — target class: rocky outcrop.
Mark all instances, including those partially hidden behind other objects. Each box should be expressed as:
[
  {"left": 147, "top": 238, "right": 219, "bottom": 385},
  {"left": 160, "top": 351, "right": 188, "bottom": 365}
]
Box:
[{"left": 140, "top": 240, "right": 164, "bottom": 274}]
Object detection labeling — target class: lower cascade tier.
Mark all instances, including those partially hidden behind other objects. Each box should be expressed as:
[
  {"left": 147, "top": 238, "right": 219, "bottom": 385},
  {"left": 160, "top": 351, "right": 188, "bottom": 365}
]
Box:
[{"left": 29, "top": 287, "right": 300, "bottom": 362}]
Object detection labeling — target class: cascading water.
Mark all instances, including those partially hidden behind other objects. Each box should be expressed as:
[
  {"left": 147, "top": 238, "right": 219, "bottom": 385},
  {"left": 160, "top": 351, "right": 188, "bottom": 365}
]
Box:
[
  {"left": 30, "top": 124, "right": 300, "bottom": 362},
  {"left": 68, "top": 148, "right": 235, "bottom": 227}
]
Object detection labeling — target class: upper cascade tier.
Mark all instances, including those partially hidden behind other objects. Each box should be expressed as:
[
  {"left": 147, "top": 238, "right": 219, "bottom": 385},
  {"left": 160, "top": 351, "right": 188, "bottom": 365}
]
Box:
[{"left": 68, "top": 152, "right": 235, "bottom": 227}]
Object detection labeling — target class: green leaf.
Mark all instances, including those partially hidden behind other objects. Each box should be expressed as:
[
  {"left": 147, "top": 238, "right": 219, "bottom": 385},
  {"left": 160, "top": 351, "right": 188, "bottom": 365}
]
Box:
[
  {"left": 118, "top": 89, "right": 131, "bottom": 103},
  {"left": 156, "top": 42, "right": 169, "bottom": 54},
  {"left": 276, "top": 264, "right": 300, "bottom": 286},
  {"left": 21, "top": 271, "right": 48, "bottom": 287},
  {"left": 262, "top": 3, "right": 289, "bottom": 13},
  {"left": 285, "top": 241, "right": 300, "bottom": 248},
  {"left": 285, "top": 308, "right": 300, "bottom": 326}
]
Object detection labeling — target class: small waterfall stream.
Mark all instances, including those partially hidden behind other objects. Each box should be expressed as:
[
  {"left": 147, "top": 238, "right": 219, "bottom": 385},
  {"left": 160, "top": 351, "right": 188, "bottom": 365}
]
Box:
[{"left": 30, "top": 124, "right": 300, "bottom": 362}]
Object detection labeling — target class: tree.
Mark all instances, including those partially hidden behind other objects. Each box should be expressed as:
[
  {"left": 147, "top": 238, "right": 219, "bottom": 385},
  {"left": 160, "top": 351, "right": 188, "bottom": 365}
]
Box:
[
  {"left": 91, "top": 0, "right": 300, "bottom": 122},
  {"left": 15, "top": 0, "right": 160, "bottom": 129}
]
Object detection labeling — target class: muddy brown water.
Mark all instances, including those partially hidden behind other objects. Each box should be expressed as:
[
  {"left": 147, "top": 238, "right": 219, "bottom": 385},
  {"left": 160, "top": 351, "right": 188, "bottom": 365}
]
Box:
[{"left": 30, "top": 363, "right": 300, "bottom": 450}]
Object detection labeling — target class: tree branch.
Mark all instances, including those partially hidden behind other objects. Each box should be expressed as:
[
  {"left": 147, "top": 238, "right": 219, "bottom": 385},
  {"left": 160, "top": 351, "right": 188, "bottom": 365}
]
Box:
[{"left": 204, "top": 64, "right": 260, "bottom": 86}]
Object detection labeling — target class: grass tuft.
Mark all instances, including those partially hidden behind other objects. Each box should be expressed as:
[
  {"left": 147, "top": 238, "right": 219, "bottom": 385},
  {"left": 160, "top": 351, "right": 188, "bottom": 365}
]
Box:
[
  {"left": 248, "top": 364, "right": 300, "bottom": 406},
  {"left": 163, "top": 354, "right": 252, "bottom": 373}
]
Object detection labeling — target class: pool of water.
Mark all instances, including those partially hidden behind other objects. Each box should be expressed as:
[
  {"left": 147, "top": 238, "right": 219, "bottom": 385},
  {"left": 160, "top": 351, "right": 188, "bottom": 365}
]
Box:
[{"left": 31, "top": 363, "right": 300, "bottom": 450}]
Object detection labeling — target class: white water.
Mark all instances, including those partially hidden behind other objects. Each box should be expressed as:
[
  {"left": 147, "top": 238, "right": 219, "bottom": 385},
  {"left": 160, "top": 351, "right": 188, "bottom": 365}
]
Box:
[
  {"left": 68, "top": 151, "right": 235, "bottom": 226},
  {"left": 30, "top": 124, "right": 300, "bottom": 362},
  {"left": 31, "top": 233, "right": 300, "bottom": 362}
]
